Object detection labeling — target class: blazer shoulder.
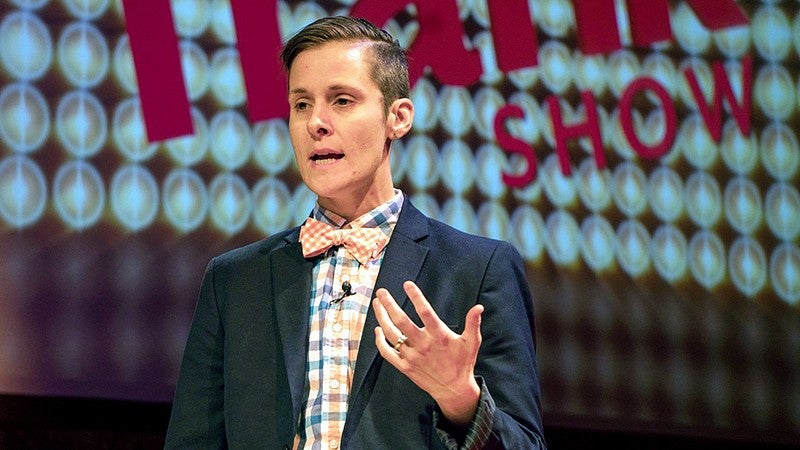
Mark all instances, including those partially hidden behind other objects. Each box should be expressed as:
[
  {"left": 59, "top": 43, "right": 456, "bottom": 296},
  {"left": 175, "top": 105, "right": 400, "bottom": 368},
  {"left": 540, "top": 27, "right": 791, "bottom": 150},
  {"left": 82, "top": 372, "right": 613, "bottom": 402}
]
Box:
[
  {"left": 425, "top": 216, "right": 511, "bottom": 253},
  {"left": 400, "top": 198, "right": 502, "bottom": 251},
  {"left": 213, "top": 227, "right": 299, "bottom": 267},
  {"left": 399, "top": 198, "right": 522, "bottom": 261}
]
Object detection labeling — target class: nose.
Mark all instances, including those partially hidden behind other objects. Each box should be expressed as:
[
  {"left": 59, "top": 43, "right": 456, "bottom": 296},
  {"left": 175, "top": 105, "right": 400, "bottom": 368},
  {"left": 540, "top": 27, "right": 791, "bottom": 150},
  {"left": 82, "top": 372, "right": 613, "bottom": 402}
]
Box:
[{"left": 307, "top": 105, "right": 330, "bottom": 140}]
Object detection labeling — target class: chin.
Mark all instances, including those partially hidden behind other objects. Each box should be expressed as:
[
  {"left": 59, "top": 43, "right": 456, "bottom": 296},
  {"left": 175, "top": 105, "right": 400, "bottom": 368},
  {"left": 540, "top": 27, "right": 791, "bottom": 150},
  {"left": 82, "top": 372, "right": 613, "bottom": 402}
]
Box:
[{"left": 304, "top": 182, "right": 343, "bottom": 200}]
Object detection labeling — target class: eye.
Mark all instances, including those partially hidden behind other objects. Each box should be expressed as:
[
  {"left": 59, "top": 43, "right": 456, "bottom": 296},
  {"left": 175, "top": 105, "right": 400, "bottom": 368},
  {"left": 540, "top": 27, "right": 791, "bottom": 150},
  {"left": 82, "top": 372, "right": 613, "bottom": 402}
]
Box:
[
  {"left": 293, "top": 100, "right": 310, "bottom": 111},
  {"left": 334, "top": 97, "right": 353, "bottom": 106}
]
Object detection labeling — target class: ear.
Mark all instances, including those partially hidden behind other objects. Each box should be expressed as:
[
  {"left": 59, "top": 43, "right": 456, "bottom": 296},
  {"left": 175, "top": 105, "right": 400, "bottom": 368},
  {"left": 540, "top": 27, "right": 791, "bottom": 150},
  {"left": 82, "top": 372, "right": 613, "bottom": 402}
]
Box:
[{"left": 386, "top": 98, "right": 414, "bottom": 140}]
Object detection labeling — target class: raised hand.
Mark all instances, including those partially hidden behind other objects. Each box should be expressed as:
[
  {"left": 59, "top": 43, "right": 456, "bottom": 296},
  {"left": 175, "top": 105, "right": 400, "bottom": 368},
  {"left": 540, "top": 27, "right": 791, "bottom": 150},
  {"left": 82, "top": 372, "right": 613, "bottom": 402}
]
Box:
[{"left": 373, "top": 280, "right": 484, "bottom": 426}]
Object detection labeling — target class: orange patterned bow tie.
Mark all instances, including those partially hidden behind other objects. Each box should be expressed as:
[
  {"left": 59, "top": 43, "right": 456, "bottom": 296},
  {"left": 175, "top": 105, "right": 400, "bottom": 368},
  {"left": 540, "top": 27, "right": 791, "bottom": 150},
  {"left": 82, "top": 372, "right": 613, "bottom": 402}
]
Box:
[{"left": 299, "top": 217, "right": 389, "bottom": 265}]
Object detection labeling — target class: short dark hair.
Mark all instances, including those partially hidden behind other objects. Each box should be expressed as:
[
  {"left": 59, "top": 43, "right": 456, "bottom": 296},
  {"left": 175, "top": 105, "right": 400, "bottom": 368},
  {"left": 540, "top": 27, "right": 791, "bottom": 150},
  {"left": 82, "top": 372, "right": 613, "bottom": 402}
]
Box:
[{"left": 280, "top": 16, "right": 410, "bottom": 111}]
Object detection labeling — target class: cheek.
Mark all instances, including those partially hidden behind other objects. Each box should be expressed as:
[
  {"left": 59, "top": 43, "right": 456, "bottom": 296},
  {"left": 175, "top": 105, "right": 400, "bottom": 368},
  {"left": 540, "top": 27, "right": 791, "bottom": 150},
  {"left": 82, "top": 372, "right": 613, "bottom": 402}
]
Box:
[
  {"left": 288, "top": 122, "right": 305, "bottom": 145},
  {"left": 351, "top": 121, "right": 389, "bottom": 150},
  {"left": 349, "top": 137, "right": 385, "bottom": 167}
]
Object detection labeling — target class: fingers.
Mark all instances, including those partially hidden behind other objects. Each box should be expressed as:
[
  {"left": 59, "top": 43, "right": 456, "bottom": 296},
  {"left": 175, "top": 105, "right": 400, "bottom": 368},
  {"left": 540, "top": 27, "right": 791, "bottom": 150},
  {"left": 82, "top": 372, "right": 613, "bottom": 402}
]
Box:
[
  {"left": 401, "top": 282, "right": 484, "bottom": 353},
  {"left": 402, "top": 281, "right": 445, "bottom": 332},
  {"left": 373, "top": 326, "right": 398, "bottom": 358},
  {"left": 374, "top": 282, "right": 483, "bottom": 350},
  {"left": 373, "top": 288, "right": 419, "bottom": 343}
]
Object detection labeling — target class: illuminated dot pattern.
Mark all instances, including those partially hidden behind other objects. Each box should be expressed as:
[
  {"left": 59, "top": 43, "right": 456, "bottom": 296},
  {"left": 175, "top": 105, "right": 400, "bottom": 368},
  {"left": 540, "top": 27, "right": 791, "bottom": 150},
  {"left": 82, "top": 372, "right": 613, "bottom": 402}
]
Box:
[
  {"left": 0, "top": 82, "right": 50, "bottom": 153},
  {"left": 0, "top": 155, "right": 46, "bottom": 227},
  {"left": 53, "top": 160, "right": 105, "bottom": 229}
]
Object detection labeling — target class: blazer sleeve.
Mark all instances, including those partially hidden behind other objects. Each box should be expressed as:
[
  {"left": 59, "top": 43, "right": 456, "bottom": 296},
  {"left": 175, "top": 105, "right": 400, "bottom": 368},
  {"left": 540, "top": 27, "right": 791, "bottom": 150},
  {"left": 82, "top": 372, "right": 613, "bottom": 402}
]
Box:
[
  {"left": 448, "top": 240, "right": 547, "bottom": 449},
  {"left": 164, "top": 258, "right": 228, "bottom": 449}
]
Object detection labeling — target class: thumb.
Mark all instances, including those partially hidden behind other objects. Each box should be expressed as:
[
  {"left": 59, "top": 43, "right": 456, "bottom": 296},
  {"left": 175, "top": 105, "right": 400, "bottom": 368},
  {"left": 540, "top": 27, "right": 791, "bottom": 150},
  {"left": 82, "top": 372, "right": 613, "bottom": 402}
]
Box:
[{"left": 462, "top": 304, "right": 484, "bottom": 347}]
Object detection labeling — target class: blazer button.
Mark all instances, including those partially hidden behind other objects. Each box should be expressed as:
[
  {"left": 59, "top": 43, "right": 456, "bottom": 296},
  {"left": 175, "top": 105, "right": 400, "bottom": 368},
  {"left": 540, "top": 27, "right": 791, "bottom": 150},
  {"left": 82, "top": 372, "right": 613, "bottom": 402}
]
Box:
[{"left": 282, "top": 445, "right": 289, "bottom": 450}]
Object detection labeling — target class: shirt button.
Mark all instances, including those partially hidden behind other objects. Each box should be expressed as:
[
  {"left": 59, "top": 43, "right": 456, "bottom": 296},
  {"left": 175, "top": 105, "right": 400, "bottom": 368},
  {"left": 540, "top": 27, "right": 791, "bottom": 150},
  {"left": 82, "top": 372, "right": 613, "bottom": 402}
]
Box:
[
  {"left": 329, "top": 440, "right": 339, "bottom": 448},
  {"left": 333, "top": 323, "right": 343, "bottom": 333},
  {"left": 329, "top": 379, "right": 340, "bottom": 389}
]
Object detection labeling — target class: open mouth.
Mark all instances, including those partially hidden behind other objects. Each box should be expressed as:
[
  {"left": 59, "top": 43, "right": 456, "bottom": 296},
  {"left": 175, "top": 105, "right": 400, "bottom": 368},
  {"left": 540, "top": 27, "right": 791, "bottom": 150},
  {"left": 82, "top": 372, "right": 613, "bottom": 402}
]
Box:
[{"left": 310, "top": 153, "right": 344, "bottom": 164}]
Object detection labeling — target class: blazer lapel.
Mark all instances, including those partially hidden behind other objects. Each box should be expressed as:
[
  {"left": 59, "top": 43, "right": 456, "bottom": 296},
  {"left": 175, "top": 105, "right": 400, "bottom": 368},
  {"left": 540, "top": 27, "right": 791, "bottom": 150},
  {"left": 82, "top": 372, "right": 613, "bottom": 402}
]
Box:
[
  {"left": 271, "top": 228, "right": 315, "bottom": 423},
  {"left": 344, "top": 198, "right": 430, "bottom": 437}
]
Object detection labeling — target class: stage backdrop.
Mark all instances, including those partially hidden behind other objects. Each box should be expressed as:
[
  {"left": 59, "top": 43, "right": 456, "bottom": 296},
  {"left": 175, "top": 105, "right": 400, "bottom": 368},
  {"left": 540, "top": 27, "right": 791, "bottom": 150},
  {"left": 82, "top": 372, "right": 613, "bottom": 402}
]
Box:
[{"left": 0, "top": 0, "right": 798, "bottom": 444}]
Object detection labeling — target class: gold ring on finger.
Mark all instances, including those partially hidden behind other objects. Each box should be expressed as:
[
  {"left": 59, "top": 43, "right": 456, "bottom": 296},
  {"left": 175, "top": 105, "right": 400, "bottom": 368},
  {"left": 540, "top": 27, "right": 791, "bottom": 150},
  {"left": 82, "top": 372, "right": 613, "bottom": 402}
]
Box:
[{"left": 393, "top": 334, "right": 407, "bottom": 351}]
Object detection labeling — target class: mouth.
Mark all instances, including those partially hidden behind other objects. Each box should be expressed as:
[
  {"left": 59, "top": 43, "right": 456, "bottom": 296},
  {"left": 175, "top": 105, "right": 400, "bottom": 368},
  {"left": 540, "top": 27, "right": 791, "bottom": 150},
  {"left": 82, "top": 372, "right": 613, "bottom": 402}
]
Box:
[{"left": 310, "top": 152, "right": 344, "bottom": 165}]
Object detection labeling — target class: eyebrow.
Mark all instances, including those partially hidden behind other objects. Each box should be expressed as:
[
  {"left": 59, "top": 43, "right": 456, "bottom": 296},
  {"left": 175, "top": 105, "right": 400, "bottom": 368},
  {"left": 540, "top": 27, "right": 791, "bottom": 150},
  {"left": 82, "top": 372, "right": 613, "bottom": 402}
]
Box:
[{"left": 288, "top": 84, "right": 361, "bottom": 96}]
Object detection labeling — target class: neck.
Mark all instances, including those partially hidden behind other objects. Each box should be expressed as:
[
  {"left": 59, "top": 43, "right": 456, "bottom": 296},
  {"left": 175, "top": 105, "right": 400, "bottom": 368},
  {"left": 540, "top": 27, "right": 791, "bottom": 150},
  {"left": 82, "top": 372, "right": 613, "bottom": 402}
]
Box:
[
  {"left": 318, "top": 185, "right": 396, "bottom": 222},
  {"left": 317, "top": 156, "right": 396, "bottom": 221}
]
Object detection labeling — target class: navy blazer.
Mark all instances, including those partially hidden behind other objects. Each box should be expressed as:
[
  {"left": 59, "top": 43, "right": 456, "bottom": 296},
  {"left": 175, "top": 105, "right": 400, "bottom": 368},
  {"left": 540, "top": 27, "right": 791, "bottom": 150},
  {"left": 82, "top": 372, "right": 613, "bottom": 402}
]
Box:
[{"left": 164, "top": 198, "right": 546, "bottom": 449}]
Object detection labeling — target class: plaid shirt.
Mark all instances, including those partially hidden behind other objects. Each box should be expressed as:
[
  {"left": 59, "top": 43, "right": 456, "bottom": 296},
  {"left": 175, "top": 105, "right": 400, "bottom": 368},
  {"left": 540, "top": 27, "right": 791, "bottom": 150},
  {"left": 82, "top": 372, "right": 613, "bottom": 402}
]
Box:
[{"left": 296, "top": 191, "right": 403, "bottom": 449}]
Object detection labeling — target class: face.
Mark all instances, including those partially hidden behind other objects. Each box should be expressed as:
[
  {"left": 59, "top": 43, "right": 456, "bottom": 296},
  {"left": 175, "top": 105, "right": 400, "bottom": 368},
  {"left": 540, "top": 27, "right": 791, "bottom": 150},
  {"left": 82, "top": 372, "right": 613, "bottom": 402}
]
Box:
[{"left": 287, "top": 40, "right": 412, "bottom": 220}]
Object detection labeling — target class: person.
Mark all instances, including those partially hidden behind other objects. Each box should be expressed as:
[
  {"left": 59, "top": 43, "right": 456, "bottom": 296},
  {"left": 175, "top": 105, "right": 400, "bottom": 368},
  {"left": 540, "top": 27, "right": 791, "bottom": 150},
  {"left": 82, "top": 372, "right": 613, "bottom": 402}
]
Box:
[{"left": 164, "top": 15, "right": 546, "bottom": 449}]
